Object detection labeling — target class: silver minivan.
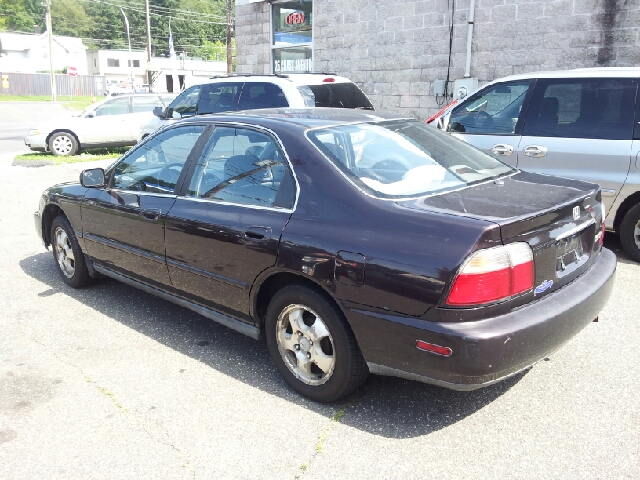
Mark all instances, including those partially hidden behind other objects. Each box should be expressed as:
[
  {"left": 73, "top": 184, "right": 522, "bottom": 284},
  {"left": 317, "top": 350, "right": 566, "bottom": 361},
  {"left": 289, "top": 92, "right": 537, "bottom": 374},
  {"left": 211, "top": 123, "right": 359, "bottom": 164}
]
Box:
[{"left": 434, "top": 68, "right": 640, "bottom": 262}]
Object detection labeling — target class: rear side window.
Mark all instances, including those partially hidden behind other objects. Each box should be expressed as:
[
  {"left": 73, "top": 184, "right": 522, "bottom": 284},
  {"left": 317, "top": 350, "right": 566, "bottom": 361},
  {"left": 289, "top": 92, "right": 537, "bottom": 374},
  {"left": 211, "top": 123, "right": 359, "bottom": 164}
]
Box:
[
  {"left": 197, "top": 83, "right": 243, "bottom": 115},
  {"left": 522, "top": 78, "right": 638, "bottom": 140},
  {"left": 187, "top": 127, "right": 295, "bottom": 209},
  {"left": 238, "top": 82, "right": 289, "bottom": 110},
  {"left": 298, "top": 83, "right": 374, "bottom": 109},
  {"left": 132, "top": 95, "right": 163, "bottom": 113}
]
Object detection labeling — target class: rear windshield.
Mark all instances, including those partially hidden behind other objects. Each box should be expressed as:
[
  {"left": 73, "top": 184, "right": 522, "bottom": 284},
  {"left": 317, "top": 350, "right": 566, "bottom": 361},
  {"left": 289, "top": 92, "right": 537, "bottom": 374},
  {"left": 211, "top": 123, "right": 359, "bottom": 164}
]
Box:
[
  {"left": 307, "top": 120, "right": 514, "bottom": 199},
  {"left": 298, "top": 83, "right": 374, "bottom": 109}
]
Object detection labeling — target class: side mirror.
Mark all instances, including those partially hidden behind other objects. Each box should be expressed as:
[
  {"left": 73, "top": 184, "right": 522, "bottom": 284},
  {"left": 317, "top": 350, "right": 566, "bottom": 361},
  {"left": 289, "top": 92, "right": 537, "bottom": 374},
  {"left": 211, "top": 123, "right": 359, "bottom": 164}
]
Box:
[
  {"left": 86, "top": 111, "right": 96, "bottom": 118},
  {"left": 80, "top": 168, "right": 106, "bottom": 188},
  {"left": 153, "top": 106, "right": 164, "bottom": 118}
]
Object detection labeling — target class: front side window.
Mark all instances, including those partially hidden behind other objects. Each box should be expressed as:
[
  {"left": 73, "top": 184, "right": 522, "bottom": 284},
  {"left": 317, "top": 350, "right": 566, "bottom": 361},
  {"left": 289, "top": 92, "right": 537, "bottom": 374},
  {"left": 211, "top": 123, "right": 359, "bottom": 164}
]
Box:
[
  {"left": 308, "top": 120, "right": 514, "bottom": 199},
  {"left": 167, "top": 86, "right": 201, "bottom": 118},
  {"left": 196, "top": 83, "right": 243, "bottom": 114},
  {"left": 187, "top": 127, "right": 295, "bottom": 209},
  {"left": 522, "top": 78, "right": 637, "bottom": 140},
  {"left": 272, "top": 0, "right": 313, "bottom": 73},
  {"left": 95, "top": 96, "right": 130, "bottom": 116},
  {"left": 112, "top": 125, "right": 205, "bottom": 193},
  {"left": 448, "top": 81, "right": 532, "bottom": 135}
]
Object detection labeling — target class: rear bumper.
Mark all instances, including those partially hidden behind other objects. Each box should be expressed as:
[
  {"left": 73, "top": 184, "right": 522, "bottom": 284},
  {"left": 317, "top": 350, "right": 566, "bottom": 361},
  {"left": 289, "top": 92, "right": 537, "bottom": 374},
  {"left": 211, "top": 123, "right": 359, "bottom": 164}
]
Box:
[{"left": 345, "top": 248, "right": 617, "bottom": 390}]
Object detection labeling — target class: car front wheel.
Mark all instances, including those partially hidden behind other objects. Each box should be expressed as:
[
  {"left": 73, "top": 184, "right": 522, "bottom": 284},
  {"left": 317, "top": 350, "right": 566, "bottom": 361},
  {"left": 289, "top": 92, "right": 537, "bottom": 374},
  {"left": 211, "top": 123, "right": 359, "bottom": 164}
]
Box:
[
  {"left": 51, "top": 215, "right": 92, "bottom": 288},
  {"left": 265, "top": 285, "right": 368, "bottom": 402},
  {"left": 49, "top": 132, "right": 78, "bottom": 156},
  {"left": 620, "top": 203, "right": 640, "bottom": 262}
]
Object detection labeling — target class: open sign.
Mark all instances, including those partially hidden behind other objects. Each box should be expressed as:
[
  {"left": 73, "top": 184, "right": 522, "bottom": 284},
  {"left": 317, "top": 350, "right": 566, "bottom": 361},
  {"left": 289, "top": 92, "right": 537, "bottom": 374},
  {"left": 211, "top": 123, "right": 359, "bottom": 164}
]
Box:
[{"left": 285, "top": 11, "right": 305, "bottom": 25}]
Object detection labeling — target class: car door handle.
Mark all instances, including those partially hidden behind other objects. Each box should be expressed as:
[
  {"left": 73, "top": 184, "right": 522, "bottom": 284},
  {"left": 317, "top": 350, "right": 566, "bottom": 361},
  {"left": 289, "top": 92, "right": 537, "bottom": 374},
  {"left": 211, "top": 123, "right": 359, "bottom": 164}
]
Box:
[
  {"left": 141, "top": 208, "right": 161, "bottom": 220},
  {"left": 491, "top": 144, "right": 514, "bottom": 156},
  {"left": 523, "top": 145, "right": 548, "bottom": 157},
  {"left": 245, "top": 227, "right": 271, "bottom": 240}
]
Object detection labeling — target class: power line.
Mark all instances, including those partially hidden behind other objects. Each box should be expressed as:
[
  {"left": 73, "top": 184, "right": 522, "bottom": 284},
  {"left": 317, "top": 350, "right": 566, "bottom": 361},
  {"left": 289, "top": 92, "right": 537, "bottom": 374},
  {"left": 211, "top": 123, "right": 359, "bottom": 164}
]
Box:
[{"left": 78, "top": 0, "right": 231, "bottom": 25}]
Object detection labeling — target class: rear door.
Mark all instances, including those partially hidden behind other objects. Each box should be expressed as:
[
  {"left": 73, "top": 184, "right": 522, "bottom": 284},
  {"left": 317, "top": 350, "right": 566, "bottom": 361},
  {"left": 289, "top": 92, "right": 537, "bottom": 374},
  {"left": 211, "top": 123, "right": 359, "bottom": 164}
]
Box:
[
  {"left": 446, "top": 80, "right": 534, "bottom": 166},
  {"left": 517, "top": 77, "right": 637, "bottom": 217},
  {"left": 83, "top": 96, "right": 132, "bottom": 144},
  {"left": 164, "top": 125, "right": 296, "bottom": 319},
  {"left": 238, "top": 82, "right": 289, "bottom": 110},
  {"left": 196, "top": 82, "right": 244, "bottom": 115}
]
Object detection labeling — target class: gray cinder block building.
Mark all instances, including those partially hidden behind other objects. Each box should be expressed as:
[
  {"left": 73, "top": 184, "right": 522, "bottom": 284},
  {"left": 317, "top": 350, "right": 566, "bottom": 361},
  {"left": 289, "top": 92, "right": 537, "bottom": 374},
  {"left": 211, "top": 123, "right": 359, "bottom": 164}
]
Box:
[{"left": 235, "top": 0, "right": 640, "bottom": 119}]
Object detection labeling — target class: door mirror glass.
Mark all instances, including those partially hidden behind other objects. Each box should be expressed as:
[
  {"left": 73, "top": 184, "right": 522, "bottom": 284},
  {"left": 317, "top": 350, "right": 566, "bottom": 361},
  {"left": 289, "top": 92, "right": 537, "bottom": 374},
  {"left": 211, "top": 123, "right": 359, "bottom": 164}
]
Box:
[
  {"left": 85, "top": 111, "right": 96, "bottom": 118},
  {"left": 153, "top": 106, "right": 164, "bottom": 117},
  {"left": 448, "top": 80, "right": 531, "bottom": 135},
  {"left": 80, "top": 168, "right": 106, "bottom": 188}
]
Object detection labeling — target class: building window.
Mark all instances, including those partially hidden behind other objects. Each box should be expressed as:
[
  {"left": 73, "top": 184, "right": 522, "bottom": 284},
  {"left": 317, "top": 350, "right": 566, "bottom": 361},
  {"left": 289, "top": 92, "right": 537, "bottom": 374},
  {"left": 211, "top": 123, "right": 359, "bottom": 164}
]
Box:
[
  {"left": 271, "top": 0, "right": 313, "bottom": 73},
  {"left": 128, "top": 60, "right": 140, "bottom": 68},
  {"left": 107, "top": 58, "right": 120, "bottom": 67}
]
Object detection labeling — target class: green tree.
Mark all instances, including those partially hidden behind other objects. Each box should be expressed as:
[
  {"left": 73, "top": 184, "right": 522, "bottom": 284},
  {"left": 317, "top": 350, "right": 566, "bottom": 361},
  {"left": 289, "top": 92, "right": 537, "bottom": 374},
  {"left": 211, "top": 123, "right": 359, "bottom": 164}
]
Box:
[{"left": 51, "top": 0, "right": 93, "bottom": 38}]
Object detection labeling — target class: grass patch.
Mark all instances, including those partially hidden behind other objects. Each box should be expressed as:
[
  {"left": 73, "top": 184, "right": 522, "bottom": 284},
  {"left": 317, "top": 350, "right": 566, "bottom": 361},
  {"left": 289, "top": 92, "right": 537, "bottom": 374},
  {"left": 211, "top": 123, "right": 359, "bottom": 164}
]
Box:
[
  {"left": 0, "top": 95, "right": 99, "bottom": 111},
  {"left": 15, "top": 147, "right": 128, "bottom": 164}
]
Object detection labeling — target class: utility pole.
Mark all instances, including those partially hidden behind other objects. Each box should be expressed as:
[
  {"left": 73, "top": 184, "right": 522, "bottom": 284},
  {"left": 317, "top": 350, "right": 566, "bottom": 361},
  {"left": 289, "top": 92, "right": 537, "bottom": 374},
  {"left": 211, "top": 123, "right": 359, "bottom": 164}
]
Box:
[
  {"left": 120, "top": 8, "right": 134, "bottom": 85},
  {"left": 145, "top": 0, "right": 152, "bottom": 86},
  {"left": 226, "top": 0, "right": 232, "bottom": 73},
  {"left": 44, "top": 0, "right": 56, "bottom": 102}
]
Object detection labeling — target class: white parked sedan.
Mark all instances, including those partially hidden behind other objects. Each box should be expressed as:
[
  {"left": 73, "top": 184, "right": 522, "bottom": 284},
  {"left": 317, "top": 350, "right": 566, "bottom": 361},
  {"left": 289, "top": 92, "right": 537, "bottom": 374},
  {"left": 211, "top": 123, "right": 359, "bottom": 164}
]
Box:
[{"left": 25, "top": 93, "right": 176, "bottom": 156}]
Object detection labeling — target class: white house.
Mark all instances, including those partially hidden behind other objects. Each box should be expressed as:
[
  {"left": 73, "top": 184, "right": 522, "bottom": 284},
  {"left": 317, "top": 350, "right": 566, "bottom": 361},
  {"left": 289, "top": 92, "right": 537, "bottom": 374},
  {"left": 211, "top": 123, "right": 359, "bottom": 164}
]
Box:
[
  {"left": 0, "top": 31, "right": 88, "bottom": 74},
  {"left": 87, "top": 49, "right": 227, "bottom": 92}
]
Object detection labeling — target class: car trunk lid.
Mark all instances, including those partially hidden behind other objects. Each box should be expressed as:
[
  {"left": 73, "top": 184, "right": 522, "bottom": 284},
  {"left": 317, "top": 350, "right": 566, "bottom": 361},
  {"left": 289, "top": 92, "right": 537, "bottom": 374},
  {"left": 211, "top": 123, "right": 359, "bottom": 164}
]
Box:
[{"left": 398, "top": 171, "right": 604, "bottom": 303}]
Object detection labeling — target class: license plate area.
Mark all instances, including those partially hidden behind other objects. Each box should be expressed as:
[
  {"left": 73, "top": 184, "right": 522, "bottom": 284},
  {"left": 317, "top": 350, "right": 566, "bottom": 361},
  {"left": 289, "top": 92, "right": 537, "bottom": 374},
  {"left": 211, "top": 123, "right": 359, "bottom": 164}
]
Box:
[{"left": 555, "top": 231, "right": 590, "bottom": 278}]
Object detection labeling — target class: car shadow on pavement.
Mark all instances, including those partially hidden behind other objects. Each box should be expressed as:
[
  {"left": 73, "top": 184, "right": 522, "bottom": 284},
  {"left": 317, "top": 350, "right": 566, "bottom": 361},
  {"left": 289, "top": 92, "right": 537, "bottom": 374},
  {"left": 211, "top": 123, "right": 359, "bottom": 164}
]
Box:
[{"left": 22, "top": 251, "right": 529, "bottom": 439}]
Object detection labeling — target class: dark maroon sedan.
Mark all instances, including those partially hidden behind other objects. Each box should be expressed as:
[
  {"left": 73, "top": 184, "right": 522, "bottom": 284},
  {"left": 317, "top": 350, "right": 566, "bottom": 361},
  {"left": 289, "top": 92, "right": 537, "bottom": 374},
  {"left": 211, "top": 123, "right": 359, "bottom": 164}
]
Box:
[{"left": 34, "top": 108, "right": 616, "bottom": 402}]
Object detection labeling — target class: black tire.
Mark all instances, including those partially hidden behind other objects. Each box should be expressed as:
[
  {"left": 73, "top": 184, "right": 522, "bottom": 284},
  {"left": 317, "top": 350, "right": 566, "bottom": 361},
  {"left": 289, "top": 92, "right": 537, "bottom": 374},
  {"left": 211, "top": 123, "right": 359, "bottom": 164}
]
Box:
[
  {"left": 620, "top": 203, "right": 640, "bottom": 262},
  {"left": 49, "top": 132, "right": 78, "bottom": 156},
  {"left": 265, "top": 285, "right": 368, "bottom": 402},
  {"left": 50, "top": 215, "right": 93, "bottom": 288}
]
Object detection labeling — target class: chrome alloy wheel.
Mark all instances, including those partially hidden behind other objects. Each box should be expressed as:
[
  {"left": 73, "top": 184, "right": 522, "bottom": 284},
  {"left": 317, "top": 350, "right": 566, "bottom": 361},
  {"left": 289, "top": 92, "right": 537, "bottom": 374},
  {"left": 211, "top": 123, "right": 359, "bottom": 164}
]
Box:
[
  {"left": 52, "top": 135, "right": 73, "bottom": 155},
  {"left": 276, "top": 304, "right": 336, "bottom": 386},
  {"left": 54, "top": 227, "right": 75, "bottom": 278},
  {"left": 635, "top": 220, "right": 640, "bottom": 249}
]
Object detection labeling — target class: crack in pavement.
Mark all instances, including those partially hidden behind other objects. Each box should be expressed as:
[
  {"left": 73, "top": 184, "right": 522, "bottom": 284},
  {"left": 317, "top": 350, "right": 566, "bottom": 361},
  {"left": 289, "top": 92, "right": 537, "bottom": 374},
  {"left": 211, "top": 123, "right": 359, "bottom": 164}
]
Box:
[
  {"left": 12, "top": 316, "right": 196, "bottom": 477},
  {"left": 294, "top": 396, "right": 360, "bottom": 479}
]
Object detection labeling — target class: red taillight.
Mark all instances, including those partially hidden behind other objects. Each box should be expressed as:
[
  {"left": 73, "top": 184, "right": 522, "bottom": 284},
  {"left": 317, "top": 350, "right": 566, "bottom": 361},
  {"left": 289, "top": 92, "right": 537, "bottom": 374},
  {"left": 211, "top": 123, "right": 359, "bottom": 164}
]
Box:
[
  {"left": 416, "top": 340, "right": 452, "bottom": 357},
  {"left": 322, "top": 77, "right": 335, "bottom": 83},
  {"left": 446, "top": 243, "right": 534, "bottom": 306}
]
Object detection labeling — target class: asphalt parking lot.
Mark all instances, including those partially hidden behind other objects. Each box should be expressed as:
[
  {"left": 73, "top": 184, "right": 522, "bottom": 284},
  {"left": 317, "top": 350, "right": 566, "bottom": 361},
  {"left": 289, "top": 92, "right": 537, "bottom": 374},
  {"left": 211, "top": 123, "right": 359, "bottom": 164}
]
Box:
[{"left": 0, "top": 103, "right": 638, "bottom": 479}]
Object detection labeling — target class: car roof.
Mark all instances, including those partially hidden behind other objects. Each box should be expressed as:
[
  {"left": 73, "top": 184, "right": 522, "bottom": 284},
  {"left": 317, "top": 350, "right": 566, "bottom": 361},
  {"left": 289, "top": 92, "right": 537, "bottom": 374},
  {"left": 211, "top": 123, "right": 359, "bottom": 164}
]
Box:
[
  {"left": 179, "top": 107, "right": 411, "bottom": 129},
  {"left": 204, "top": 73, "right": 357, "bottom": 86},
  {"left": 490, "top": 67, "right": 640, "bottom": 83}
]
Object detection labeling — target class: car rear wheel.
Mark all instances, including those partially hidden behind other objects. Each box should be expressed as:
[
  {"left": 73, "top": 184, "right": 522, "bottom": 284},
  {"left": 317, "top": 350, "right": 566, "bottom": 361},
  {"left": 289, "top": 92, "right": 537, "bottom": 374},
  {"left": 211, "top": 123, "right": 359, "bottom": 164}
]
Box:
[
  {"left": 49, "top": 132, "right": 78, "bottom": 156},
  {"left": 51, "top": 215, "right": 92, "bottom": 288},
  {"left": 620, "top": 203, "right": 640, "bottom": 262},
  {"left": 265, "top": 285, "right": 368, "bottom": 402}
]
